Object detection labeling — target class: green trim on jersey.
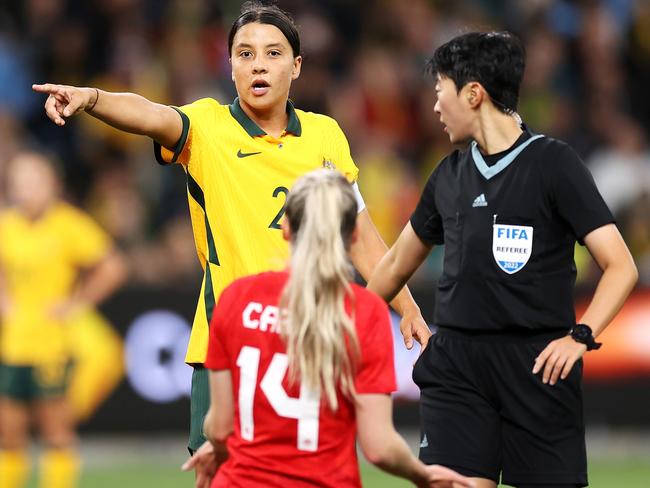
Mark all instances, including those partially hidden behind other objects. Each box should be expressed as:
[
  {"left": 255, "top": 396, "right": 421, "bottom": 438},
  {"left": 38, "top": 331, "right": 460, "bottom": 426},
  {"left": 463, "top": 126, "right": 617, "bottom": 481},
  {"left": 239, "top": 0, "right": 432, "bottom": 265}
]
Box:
[
  {"left": 153, "top": 107, "right": 190, "bottom": 165},
  {"left": 187, "top": 171, "right": 218, "bottom": 324},
  {"left": 229, "top": 97, "right": 302, "bottom": 137},
  {"left": 285, "top": 100, "right": 302, "bottom": 136}
]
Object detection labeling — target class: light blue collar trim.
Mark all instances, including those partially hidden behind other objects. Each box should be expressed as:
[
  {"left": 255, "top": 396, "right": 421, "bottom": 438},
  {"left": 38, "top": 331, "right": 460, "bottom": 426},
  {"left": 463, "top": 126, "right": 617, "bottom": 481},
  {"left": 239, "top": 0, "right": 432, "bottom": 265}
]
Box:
[{"left": 471, "top": 134, "right": 544, "bottom": 180}]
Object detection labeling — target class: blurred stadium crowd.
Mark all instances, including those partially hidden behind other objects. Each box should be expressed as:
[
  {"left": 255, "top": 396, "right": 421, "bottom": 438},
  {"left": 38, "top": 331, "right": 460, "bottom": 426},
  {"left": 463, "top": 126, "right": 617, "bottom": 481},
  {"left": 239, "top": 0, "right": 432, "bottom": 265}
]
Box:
[{"left": 0, "top": 0, "right": 648, "bottom": 290}]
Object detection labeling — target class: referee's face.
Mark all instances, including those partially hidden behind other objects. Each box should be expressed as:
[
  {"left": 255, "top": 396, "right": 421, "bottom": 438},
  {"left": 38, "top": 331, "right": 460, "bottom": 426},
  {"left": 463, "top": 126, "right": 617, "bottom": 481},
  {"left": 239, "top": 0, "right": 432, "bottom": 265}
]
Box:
[
  {"left": 230, "top": 22, "right": 302, "bottom": 114},
  {"left": 434, "top": 76, "right": 475, "bottom": 145}
]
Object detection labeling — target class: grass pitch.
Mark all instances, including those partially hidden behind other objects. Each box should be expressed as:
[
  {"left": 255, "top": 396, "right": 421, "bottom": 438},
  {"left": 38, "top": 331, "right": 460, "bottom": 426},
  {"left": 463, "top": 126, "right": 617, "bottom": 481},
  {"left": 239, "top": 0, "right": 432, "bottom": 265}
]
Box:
[{"left": 23, "top": 457, "right": 650, "bottom": 487}]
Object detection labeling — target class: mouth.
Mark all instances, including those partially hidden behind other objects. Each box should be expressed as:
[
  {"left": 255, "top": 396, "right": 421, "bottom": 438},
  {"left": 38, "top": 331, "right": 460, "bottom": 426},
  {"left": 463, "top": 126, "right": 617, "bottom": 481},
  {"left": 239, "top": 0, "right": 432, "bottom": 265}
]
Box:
[{"left": 251, "top": 80, "right": 270, "bottom": 96}]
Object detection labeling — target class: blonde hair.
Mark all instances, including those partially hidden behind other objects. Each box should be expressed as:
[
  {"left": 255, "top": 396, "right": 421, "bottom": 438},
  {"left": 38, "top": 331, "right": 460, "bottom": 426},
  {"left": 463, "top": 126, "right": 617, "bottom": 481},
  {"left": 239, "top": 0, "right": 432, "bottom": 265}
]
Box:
[{"left": 281, "top": 170, "right": 360, "bottom": 411}]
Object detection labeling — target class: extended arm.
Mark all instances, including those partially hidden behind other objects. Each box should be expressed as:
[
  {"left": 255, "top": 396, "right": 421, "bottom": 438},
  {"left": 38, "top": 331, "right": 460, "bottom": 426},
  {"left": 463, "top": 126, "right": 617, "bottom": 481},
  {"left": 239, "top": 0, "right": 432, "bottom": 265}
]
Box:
[
  {"left": 351, "top": 211, "right": 433, "bottom": 348},
  {"left": 32, "top": 83, "right": 182, "bottom": 149}
]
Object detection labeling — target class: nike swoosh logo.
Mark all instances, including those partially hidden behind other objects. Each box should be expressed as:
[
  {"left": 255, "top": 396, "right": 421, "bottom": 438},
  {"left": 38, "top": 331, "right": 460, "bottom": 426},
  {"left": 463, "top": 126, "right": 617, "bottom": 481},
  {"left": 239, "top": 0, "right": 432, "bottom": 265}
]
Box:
[{"left": 237, "top": 149, "right": 262, "bottom": 158}]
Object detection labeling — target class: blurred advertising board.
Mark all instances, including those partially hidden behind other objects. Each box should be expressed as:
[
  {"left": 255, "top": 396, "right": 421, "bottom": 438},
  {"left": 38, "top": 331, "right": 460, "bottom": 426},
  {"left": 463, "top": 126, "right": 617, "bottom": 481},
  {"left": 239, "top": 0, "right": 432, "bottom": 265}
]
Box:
[{"left": 82, "top": 286, "right": 650, "bottom": 432}]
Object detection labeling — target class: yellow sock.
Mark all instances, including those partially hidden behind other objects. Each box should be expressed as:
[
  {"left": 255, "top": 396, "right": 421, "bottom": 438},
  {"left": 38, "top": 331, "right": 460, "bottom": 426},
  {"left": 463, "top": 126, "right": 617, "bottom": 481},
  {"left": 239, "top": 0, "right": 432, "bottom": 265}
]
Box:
[
  {"left": 0, "top": 449, "right": 30, "bottom": 488},
  {"left": 38, "top": 449, "right": 81, "bottom": 488}
]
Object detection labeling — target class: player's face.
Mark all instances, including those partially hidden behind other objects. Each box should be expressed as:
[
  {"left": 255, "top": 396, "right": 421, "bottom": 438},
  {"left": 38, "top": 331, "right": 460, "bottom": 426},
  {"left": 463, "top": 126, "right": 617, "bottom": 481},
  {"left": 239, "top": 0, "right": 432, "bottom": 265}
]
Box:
[
  {"left": 230, "top": 22, "right": 302, "bottom": 113},
  {"left": 7, "top": 155, "right": 59, "bottom": 216},
  {"left": 434, "top": 75, "right": 475, "bottom": 145}
]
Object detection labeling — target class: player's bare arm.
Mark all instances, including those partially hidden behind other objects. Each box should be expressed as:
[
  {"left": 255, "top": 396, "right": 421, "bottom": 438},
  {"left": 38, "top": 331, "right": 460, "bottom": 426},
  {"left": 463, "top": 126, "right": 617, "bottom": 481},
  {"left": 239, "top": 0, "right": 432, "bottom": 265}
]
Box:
[
  {"left": 356, "top": 393, "right": 474, "bottom": 488},
  {"left": 367, "top": 222, "right": 433, "bottom": 304},
  {"left": 32, "top": 83, "right": 182, "bottom": 149},
  {"left": 50, "top": 250, "right": 128, "bottom": 320},
  {"left": 533, "top": 223, "right": 638, "bottom": 385},
  {"left": 0, "top": 267, "right": 10, "bottom": 316},
  {"left": 182, "top": 370, "right": 233, "bottom": 488},
  {"left": 351, "top": 211, "right": 432, "bottom": 349}
]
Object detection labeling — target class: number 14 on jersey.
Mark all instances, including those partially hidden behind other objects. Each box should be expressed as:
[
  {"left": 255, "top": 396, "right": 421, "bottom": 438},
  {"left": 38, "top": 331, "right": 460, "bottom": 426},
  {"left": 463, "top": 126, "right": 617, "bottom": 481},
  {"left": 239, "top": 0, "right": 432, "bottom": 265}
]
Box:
[{"left": 237, "top": 346, "right": 321, "bottom": 451}]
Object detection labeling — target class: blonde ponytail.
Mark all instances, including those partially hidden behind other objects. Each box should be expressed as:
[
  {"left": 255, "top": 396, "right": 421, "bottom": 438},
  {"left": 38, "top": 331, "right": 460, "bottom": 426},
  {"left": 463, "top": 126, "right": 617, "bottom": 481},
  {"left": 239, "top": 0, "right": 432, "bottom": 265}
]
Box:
[{"left": 281, "top": 170, "right": 360, "bottom": 411}]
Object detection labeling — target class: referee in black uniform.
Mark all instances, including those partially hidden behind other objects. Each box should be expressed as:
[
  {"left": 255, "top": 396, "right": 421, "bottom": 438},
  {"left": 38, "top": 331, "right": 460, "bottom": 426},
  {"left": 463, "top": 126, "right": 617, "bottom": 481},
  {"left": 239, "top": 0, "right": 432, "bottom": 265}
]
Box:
[{"left": 368, "top": 32, "right": 638, "bottom": 488}]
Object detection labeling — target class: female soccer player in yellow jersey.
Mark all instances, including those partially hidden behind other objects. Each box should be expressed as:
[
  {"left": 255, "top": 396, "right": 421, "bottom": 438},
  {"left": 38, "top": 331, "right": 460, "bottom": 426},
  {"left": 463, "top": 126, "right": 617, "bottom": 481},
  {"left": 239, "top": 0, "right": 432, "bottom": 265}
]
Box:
[
  {"left": 0, "top": 151, "right": 127, "bottom": 488},
  {"left": 33, "top": 1, "right": 431, "bottom": 484}
]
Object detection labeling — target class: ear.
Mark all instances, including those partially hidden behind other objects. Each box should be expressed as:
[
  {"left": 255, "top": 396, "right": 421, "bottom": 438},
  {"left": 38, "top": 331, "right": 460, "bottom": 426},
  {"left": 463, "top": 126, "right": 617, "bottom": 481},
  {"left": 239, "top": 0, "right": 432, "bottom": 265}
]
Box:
[
  {"left": 465, "top": 82, "right": 485, "bottom": 109},
  {"left": 291, "top": 55, "right": 302, "bottom": 80},
  {"left": 281, "top": 217, "right": 291, "bottom": 242},
  {"left": 349, "top": 224, "right": 359, "bottom": 246}
]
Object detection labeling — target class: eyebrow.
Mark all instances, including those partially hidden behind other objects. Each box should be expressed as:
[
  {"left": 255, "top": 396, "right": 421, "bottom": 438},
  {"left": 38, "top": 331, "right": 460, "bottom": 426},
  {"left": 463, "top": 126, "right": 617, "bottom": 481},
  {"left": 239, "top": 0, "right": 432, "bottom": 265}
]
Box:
[{"left": 234, "top": 42, "right": 285, "bottom": 49}]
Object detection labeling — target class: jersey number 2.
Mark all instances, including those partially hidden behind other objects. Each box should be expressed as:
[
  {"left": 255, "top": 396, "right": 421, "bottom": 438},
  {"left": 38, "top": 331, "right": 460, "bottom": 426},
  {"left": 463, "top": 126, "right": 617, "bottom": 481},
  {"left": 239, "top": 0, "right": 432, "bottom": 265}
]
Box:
[
  {"left": 236, "top": 346, "right": 320, "bottom": 451},
  {"left": 268, "top": 186, "right": 289, "bottom": 229}
]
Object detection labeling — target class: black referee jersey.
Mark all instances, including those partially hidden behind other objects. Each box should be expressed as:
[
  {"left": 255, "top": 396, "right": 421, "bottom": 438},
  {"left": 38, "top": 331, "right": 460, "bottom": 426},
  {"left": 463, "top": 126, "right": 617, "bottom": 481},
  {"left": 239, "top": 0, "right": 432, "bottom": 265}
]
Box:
[{"left": 411, "top": 127, "right": 614, "bottom": 333}]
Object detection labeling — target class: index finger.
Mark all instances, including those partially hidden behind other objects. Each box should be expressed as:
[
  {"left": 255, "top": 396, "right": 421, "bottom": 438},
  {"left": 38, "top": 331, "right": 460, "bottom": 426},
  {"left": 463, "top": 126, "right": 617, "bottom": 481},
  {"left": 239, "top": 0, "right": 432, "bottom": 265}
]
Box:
[
  {"left": 400, "top": 321, "right": 414, "bottom": 350},
  {"left": 180, "top": 455, "right": 197, "bottom": 471},
  {"left": 429, "top": 465, "right": 476, "bottom": 487},
  {"left": 32, "top": 83, "right": 64, "bottom": 95}
]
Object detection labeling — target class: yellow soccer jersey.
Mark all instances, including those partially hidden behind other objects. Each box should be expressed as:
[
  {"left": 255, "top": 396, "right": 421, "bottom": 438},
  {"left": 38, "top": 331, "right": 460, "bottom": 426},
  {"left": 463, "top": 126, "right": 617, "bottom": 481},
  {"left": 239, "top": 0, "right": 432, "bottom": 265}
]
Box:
[
  {"left": 0, "top": 203, "right": 111, "bottom": 365},
  {"left": 154, "top": 97, "right": 359, "bottom": 364}
]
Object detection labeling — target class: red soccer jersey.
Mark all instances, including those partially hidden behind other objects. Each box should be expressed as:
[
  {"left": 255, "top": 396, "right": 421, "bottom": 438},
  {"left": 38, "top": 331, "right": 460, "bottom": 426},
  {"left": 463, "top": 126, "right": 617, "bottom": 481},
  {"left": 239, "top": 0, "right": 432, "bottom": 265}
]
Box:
[{"left": 204, "top": 271, "right": 397, "bottom": 488}]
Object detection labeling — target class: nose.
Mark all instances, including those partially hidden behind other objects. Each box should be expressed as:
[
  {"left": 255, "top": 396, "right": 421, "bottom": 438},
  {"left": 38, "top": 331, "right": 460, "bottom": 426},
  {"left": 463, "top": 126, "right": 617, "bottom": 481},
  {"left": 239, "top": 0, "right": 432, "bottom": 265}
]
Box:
[
  {"left": 434, "top": 99, "right": 441, "bottom": 114},
  {"left": 252, "top": 59, "right": 268, "bottom": 74}
]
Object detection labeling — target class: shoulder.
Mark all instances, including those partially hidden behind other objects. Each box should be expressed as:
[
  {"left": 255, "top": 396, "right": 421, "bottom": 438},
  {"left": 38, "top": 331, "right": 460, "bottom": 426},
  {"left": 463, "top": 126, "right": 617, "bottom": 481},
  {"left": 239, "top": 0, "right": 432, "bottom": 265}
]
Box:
[
  {"left": 178, "top": 98, "right": 230, "bottom": 124},
  {"left": 51, "top": 202, "right": 96, "bottom": 225},
  {"left": 181, "top": 97, "right": 224, "bottom": 111},
  {"left": 296, "top": 109, "right": 343, "bottom": 133},
  {"left": 220, "top": 271, "right": 289, "bottom": 303},
  {"left": 520, "top": 134, "right": 576, "bottom": 161},
  {"left": 532, "top": 136, "right": 586, "bottom": 174},
  {"left": 424, "top": 151, "right": 459, "bottom": 185},
  {"left": 435, "top": 150, "right": 463, "bottom": 173},
  {"left": 0, "top": 209, "right": 17, "bottom": 227}
]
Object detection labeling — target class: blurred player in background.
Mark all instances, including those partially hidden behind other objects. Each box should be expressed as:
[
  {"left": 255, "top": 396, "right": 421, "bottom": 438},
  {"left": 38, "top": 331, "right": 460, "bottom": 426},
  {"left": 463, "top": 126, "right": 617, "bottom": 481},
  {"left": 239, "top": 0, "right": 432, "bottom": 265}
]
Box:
[
  {"left": 32, "top": 1, "right": 431, "bottom": 479},
  {"left": 65, "top": 307, "right": 124, "bottom": 424},
  {"left": 368, "top": 32, "right": 638, "bottom": 488},
  {"left": 200, "top": 170, "right": 473, "bottom": 488},
  {"left": 0, "top": 151, "right": 127, "bottom": 488}
]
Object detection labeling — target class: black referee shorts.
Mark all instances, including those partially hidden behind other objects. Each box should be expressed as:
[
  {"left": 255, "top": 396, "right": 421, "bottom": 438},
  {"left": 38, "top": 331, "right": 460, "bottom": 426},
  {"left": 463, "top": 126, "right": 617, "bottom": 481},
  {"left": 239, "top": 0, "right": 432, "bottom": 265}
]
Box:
[{"left": 414, "top": 327, "right": 587, "bottom": 487}]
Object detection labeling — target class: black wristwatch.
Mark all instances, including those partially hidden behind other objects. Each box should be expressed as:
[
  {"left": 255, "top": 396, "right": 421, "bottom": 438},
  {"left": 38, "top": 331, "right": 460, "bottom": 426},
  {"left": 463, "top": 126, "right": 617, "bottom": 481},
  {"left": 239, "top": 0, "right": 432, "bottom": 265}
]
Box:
[{"left": 569, "top": 324, "right": 602, "bottom": 351}]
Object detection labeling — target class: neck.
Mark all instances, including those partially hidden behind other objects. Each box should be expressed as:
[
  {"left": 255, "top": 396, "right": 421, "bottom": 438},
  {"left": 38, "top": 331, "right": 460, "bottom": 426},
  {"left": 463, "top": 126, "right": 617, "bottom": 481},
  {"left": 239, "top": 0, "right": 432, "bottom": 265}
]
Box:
[
  {"left": 20, "top": 203, "right": 51, "bottom": 222},
  {"left": 473, "top": 109, "right": 522, "bottom": 155},
  {"left": 240, "top": 98, "right": 289, "bottom": 138}
]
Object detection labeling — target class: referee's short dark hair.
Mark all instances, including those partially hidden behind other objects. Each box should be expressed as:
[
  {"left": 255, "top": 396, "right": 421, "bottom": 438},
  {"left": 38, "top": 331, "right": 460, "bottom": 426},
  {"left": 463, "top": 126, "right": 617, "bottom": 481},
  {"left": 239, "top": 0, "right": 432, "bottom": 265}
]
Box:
[{"left": 426, "top": 31, "right": 525, "bottom": 114}]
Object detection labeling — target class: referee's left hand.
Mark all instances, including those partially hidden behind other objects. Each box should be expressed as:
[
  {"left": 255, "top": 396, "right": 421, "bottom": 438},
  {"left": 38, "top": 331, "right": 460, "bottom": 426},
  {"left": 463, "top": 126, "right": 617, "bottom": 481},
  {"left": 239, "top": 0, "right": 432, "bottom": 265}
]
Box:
[
  {"left": 400, "top": 309, "right": 432, "bottom": 351},
  {"left": 532, "top": 336, "right": 587, "bottom": 386}
]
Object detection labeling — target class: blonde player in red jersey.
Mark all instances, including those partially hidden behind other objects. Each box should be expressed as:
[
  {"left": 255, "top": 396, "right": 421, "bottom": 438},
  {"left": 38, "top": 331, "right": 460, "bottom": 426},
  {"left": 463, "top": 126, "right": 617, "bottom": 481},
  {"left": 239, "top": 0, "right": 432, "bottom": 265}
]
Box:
[{"left": 200, "top": 170, "right": 474, "bottom": 488}]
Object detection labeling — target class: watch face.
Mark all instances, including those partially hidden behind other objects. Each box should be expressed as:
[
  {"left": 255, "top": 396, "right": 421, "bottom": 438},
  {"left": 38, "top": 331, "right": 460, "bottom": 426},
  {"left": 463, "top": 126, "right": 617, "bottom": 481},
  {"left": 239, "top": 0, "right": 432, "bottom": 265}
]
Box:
[{"left": 573, "top": 324, "right": 592, "bottom": 341}]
